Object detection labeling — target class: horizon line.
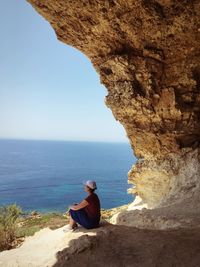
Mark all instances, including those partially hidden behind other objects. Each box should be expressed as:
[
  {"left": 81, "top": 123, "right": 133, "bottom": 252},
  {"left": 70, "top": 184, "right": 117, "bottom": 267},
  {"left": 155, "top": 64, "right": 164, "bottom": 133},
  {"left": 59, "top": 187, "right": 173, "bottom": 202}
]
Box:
[{"left": 0, "top": 137, "right": 129, "bottom": 144}]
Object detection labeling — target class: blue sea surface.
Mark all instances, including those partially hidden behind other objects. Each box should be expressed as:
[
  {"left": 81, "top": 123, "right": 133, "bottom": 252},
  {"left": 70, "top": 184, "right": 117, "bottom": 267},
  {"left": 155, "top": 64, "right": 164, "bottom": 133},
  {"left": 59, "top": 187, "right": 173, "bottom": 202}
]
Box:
[{"left": 0, "top": 139, "right": 136, "bottom": 212}]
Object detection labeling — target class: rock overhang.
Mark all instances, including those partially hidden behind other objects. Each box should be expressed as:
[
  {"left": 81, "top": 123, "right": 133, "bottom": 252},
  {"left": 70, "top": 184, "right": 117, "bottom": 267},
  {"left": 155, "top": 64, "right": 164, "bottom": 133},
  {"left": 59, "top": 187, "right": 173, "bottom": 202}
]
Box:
[{"left": 27, "top": 0, "right": 200, "bottom": 209}]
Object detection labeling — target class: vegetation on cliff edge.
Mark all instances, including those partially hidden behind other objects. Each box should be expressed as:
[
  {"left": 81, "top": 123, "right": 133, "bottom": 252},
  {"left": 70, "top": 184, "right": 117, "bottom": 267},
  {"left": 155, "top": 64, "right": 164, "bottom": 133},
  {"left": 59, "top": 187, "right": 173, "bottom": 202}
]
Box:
[{"left": 0, "top": 203, "right": 129, "bottom": 251}]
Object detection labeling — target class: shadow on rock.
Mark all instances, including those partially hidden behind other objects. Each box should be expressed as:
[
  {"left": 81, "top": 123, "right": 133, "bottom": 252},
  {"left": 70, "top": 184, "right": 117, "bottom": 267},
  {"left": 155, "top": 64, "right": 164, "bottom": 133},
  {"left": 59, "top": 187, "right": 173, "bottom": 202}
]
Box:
[{"left": 53, "top": 223, "right": 200, "bottom": 267}]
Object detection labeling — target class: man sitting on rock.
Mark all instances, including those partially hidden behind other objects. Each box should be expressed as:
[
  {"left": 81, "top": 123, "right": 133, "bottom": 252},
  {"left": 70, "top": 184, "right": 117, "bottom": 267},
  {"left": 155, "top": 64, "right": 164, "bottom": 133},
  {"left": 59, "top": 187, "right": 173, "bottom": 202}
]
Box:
[{"left": 64, "top": 180, "right": 101, "bottom": 232}]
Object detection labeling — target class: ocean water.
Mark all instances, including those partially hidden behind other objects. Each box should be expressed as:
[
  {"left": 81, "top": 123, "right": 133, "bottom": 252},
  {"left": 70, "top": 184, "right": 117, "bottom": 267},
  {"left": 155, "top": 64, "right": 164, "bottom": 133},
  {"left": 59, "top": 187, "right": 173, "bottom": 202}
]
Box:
[{"left": 0, "top": 139, "right": 136, "bottom": 212}]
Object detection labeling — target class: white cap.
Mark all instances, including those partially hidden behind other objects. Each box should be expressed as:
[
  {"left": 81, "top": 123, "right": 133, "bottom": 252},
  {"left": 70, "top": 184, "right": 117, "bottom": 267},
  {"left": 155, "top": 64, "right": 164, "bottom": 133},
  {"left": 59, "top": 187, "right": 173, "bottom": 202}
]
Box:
[{"left": 84, "top": 180, "right": 97, "bottom": 190}]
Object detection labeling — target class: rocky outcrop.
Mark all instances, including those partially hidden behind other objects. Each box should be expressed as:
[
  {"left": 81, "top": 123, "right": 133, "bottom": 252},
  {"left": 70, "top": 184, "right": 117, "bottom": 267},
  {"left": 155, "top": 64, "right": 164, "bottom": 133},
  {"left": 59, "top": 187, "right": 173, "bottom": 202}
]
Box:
[
  {"left": 53, "top": 225, "right": 200, "bottom": 267},
  {"left": 1, "top": 223, "right": 200, "bottom": 267},
  {"left": 27, "top": 0, "right": 200, "bottom": 209}
]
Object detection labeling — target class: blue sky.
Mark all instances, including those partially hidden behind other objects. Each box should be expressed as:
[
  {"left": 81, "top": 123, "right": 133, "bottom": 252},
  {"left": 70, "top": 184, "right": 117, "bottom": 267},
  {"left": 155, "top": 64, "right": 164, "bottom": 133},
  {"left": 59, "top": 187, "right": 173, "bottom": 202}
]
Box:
[{"left": 0, "top": 1, "right": 128, "bottom": 143}]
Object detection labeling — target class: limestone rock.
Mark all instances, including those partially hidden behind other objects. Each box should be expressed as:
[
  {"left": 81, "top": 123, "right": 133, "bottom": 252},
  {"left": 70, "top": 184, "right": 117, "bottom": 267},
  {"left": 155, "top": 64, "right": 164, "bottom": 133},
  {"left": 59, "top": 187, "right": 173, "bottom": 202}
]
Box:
[{"left": 27, "top": 0, "right": 200, "bottom": 209}]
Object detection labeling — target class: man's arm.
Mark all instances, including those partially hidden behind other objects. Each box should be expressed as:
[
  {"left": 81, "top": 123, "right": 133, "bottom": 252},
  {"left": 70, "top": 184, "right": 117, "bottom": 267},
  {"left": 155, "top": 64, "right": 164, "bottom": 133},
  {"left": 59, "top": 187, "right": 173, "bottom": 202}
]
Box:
[{"left": 69, "top": 200, "right": 89, "bottom": 210}]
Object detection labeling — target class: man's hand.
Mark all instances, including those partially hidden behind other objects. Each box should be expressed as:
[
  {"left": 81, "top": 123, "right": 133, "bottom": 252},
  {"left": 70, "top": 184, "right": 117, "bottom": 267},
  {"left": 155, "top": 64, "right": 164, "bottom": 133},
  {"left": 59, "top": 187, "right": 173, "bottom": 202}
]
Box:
[{"left": 69, "top": 200, "right": 89, "bottom": 211}]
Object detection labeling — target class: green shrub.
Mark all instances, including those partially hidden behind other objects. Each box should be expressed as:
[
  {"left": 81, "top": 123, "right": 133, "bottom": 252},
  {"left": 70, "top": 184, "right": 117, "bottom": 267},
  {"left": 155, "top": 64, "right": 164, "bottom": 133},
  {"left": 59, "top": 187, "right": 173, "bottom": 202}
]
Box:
[{"left": 0, "top": 204, "right": 22, "bottom": 251}]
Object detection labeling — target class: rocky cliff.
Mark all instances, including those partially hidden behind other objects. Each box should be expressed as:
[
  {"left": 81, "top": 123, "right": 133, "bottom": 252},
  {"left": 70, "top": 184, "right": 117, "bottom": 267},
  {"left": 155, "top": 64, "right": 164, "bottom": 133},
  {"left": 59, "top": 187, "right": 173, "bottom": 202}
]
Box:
[{"left": 27, "top": 0, "right": 200, "bottom": 211}]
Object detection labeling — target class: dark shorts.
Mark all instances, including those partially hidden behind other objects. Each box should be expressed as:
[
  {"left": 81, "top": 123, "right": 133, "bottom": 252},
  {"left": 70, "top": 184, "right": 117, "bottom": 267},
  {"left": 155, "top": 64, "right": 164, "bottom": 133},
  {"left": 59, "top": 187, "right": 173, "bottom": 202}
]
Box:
[{"left": 69, "top": 209, "right": 100, "bottom": 229}]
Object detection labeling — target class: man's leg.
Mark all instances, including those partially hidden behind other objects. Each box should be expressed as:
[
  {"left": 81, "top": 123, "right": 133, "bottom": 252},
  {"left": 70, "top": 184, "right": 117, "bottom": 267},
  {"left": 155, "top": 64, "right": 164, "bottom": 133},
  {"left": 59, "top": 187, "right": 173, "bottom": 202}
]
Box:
[
  {"left": 63, "top": 213, "right": 78, "bottom": 233},
  {"left": 69, "top": 213, "right": 78, "bottom": 229}
]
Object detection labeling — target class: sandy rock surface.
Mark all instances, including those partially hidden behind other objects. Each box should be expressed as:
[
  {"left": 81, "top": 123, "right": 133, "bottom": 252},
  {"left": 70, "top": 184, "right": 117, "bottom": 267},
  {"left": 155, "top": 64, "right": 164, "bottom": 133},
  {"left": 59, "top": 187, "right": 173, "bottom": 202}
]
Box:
[
  {"left": 1, "top": 223, "right": 199, "bottom": 267},
  {"left": 0, "top": 226, "right": 96, "bottom": 267}
]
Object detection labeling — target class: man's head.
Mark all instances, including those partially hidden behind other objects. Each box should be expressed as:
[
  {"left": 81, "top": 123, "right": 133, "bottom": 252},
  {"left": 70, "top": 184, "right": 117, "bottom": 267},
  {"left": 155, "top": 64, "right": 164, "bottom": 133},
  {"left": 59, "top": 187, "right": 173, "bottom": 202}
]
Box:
[{"left": 84, "top": 180, "right": 97, "bottom": 193}]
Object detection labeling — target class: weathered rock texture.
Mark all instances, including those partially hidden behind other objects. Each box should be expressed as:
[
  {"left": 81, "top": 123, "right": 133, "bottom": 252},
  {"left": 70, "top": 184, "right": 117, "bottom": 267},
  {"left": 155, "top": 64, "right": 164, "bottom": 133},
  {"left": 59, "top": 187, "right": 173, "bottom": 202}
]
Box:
[
  {"left": 27, "top": 0, "right": 200, "bottom": 209},
  {"left": 53, "top": 225, "right": 200, "bottom": 267}
]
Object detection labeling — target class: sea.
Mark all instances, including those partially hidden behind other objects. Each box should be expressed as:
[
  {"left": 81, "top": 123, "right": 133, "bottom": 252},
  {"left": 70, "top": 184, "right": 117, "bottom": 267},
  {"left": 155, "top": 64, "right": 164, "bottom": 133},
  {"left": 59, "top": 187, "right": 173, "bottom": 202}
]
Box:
[{"left": 0, "top": 139, "right": 136, "bottom": 213}]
